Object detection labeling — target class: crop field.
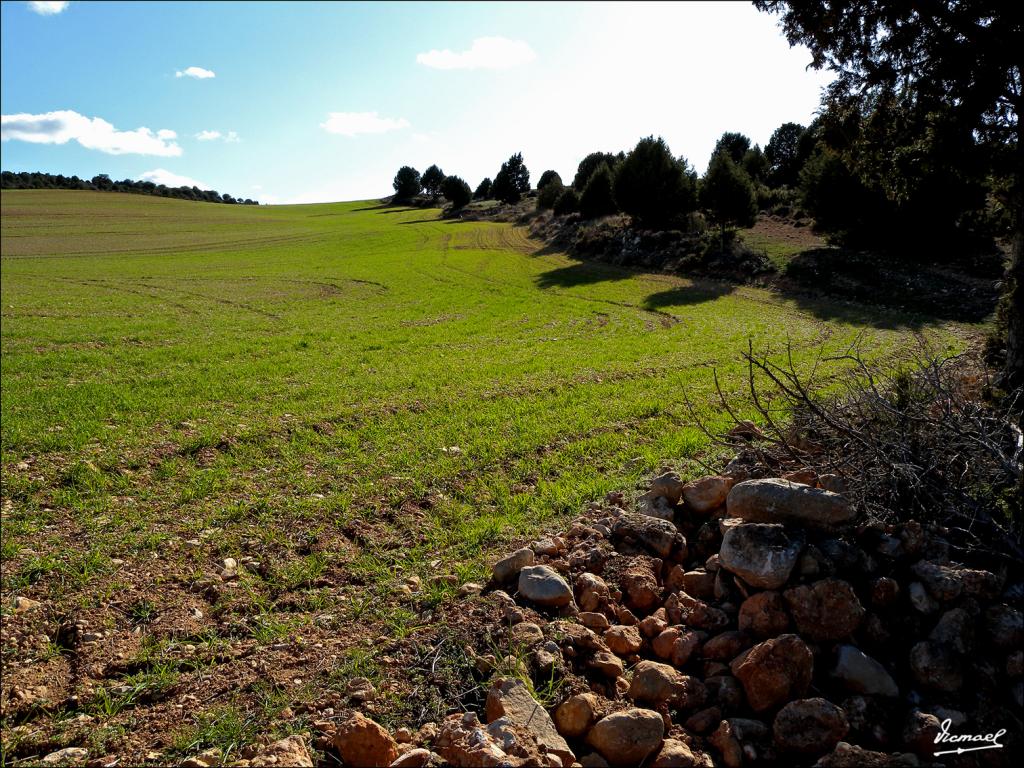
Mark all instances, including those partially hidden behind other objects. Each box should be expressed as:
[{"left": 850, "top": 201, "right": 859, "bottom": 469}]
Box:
[{"left": 0, "top": 191, "right": 972, "bottom": 762}]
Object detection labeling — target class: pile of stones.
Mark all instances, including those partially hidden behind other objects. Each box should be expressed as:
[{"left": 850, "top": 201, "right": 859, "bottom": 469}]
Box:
[{"left": 332, "top": 463, "right": 1022, "bottom": 767}]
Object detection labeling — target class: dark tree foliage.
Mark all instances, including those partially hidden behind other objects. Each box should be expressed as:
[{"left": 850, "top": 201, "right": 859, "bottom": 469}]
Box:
[
  {"left": 742, "top": 145, "right": 770, "bottom": 184},
  {"left": 392, "top": 166, "right": 422, "bottom": 201},
  {"left": 536, "top": 179, "right": 564, "bottom": 210},
  {"left": 537, "top": 170, "right": 563, "bottom": 190},
  {"left": 441, "top": 175, "right": 472, "bottom": 209},
  {"left": 553, "top": 188, "right": 580, "bottom": 216},
  {"left": 474, "top": 177, "right": 492, "bottom": 200},
  {"left": 491, "top": 152, "right": 531, "bottom": 204},
  {"left": 765, "top": 122, "right": 808, "bottom": 187},
  {"left": 713, "top": 132, "right": 752, "bottom": 164},
  {"left": 755, "top": 0, "right": 1024, "bottom": 388},
  {"left": 579, "top": 163, "right": 618, "bottom": 219},
  {"left": 613, "top": 136, "right": 697, "bottom": 229},
  {"left": 798, "top": 147, "right": 880, "bottom": 241},
  {"left": 700, "top": 152, "right": 757, "bottom": 249},
  {"left": 572, "top": 151, "right": 624, "bottom": 190},
  {"left": 422, "top": 164, "right": 446, "bottom": 197},
  {"left": 0, "top": 170, "right": 257, "bottom": 204}
]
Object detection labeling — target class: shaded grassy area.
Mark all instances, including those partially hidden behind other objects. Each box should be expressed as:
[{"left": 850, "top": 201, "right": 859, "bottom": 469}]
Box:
[{"left": 0, "top": 191, "right": 972, "bottom": 763}]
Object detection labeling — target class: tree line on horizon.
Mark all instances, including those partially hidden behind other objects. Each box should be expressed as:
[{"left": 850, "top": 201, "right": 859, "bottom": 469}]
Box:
[{"left": 0, "top": 171, "right": 259, "bottom": 206}]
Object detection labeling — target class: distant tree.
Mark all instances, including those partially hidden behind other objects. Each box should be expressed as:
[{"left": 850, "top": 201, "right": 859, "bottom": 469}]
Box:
[
  {"left": 536, "top": 179, "right": 564, "bottom": 210},
  {"left": 491, "top": 152, "right": 531, "bottom": 204},
  {"left": 92, "top": 174, "right": 113, "bottom": 191},
  {"left": 764, "top": 122, "right": 807, "bottom": 187},
  {"left": 422, "top": 164, "right": 446, "bottom": 198},
  {"left": 573, "top": 151, "right": 623, "bottom": 190},
  {"left": 441, "top": 175, "right": 472, "bottom": 209},
  {"left": 798, "top": 146, "right": 880, "bottom": 243},
  {"left": 713, "top": 132, "right": 752, "bottom": 164},
  {"left": 613, "top": 136, "right": 697, "bottom": 229},
  {"left": 553, "top": 188, "right": 580, "bottom": 216},
  {"left": 392, "top": 166, "right": 422, "bottom": 201},
  {"left": 474, "top": 177, "right": 492, "bottom": 200},
  {"left": 579, "top": 163, "right": 618, "bottom": 219},
  {"left": 700, "top": 152, "right": 757, "bottom": 250},
  {"left": 742, "top": 145, "right": 770, "bottom": 184},
  {"left": 537, "top": 170, "right": 563, "bottom": 190}
]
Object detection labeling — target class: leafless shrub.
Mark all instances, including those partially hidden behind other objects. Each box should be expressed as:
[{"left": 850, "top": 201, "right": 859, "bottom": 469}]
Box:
[{"left": 688, "top": 337, "right": 1023, "bottom": 557}]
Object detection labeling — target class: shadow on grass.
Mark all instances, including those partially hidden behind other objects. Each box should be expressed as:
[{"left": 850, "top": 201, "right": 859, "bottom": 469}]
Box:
[
  {"left": 643, "top": 280, "right": 736, "bottom": 309},
  {"left": 535, "top": 260, "right": 637, "bottom": 290}
]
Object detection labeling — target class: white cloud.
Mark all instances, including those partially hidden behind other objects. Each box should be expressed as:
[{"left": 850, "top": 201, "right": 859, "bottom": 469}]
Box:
[
  {"left": 175, "top": 66, "right": 215, "bottom": 79},
  {"left": 136, "top": 168, "right": 209, "bottom": 189},
  {"left": 27, "top": 1, "right": 69, "bottom": 15},
  {"left": 225, "top": 130, "right": 240, "bottom": 143},
  {"left": 320, "top": 112, "right": 409, "bottom": 137},
  {"left": 416, "top": 36, "right": 536, "bottom": 70},
  {"left": 1, "top": 110, "right": 182, "bottom": 156}
]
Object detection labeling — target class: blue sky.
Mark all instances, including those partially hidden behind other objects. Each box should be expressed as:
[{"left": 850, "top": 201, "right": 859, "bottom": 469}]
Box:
[{"left": 1, "top": 1, "right": 832, "bottom": 204}]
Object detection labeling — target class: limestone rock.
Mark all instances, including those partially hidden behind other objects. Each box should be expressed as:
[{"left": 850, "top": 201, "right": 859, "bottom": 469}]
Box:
[
  {"left": 493, "top": 548, "right": 535, "bottom": 582},
  {"left": 612, "top": 513, "right": 685, "bottom": 559},
  {"left": 664, "top": 592, "right": 728, "bottom": 631},
  {"left": 485, "top": 678, "right": 575, "bottom": 766},
  {"left": 832, "top": 645, "right": 898, "bottom": 697},
  {"left": 727, "top": 478, "right": 855, "bottom": 529},
  {"left": 576, "top": 573, "right": 610, "bottom": 612},
  {"left": 519, "top": 565, "right": 573, "bottom": 607},
  {"left": 434, "top": 712, "right": 509, "bottom": 767},
  {"left": 719, "top": 523, "right": 802, "bottom": 589},
  {"left": 650, "top": 471, "right": 685, "bottom": 504},
  {"left": 250, "top": 735, "right": 313, "bottom": 767}
]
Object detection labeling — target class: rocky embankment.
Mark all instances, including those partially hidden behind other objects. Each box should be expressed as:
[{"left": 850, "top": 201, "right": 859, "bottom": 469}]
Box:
[{"left": 325, "top": 460, "right": 1022, "bottom": 767}]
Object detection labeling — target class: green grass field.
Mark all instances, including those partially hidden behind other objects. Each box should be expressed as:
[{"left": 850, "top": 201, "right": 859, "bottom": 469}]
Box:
[{"left": 0, "top": 190, "right": 972, "bottom": 762}]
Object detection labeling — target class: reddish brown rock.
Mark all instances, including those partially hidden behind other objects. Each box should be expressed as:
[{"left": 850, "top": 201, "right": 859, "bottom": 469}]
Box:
[
  {"left": 738, "top": 591, "right": 789, "bottom": 639},
  {"left": 732, "top": 634, "right": 813, "bottom": 712},
  {"left": 620, "top": 560, "right": 662, "bottom": 613},
  {"left": 333, "top": 712, "right": 399, "bottom": 768},
  {"left": 604, "top": 625, "right": 643, "bottom": 656},
  {"left": 909, "top": 640, "right": 962, "bottom": 692},
  {"left": 628, "top": 660, "right": 707, "bottom": 710},
  {"left": 816, "top": 741, "right": 921, "bottom": 767},
  {"left": 576, "top": 573, "right": 610, "bottom": 613},
  {"left": 682, "top": 476, "right": 734, "bottom": 513},
  {"left": 586, "top": 708, "right": 665, "bottom": 768},
  {"left": 870, "top": 577, "right": 900, "bottom": 608},
  {"left": 703, "top": 631, "right": 752, "bottom": 662},
  {"left": 665, "top": 592, "right": 729, "bottom": 631},
  {"left": 784, "top": 579, "right": 864, "bottom": 642},
  {"left": 773, "top": 698, "right": 849, "bottom": 756},
  {"left": 250, "top": 736, "right": 312, "bottom": 767},
  {"left": 554, "top": 693, "right": 600, "bottom": 739},
  {"left": 651, "top": 738, "right": 715, "bottom": 767},
  {"left": 434, "top": 713, "right": 509, "bottom": 767}
]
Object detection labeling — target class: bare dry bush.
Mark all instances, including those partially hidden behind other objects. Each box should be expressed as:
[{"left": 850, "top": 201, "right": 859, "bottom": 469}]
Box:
[{"left": 690, "top": 339, "right": 1023, "bottom": 559}]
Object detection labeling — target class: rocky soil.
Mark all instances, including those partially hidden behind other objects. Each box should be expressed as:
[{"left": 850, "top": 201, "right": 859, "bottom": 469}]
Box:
[{"left": 325, "top": 456, "right": 1022, "bottom": 767}]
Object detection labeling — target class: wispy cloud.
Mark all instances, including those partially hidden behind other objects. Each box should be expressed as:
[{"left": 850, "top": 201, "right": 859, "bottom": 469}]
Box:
[
  {"left": 27, "top": 1, "right": 69, "bottom": 15},
  {"left": 320, "top": 112, "right": 409, "bottom": 137},
  {"left": 136, "top": 168, "right": 208, "bottom": 189},
  {"left": 1, "top": 110, "right": 182, "bottom": 156},
  {"left": 175, "top": 66, "right": 215, "bottom": 79},
  {"left": 195, "top": 129, "right": 240, "bottom": 143},
  {"left": 416, "top": 36, "right": 536, "bottom": 70}
]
